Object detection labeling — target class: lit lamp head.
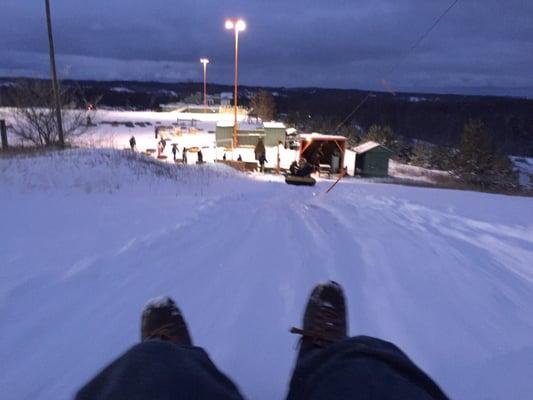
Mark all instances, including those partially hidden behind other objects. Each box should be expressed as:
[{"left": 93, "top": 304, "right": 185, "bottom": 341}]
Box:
[
  {"left": 225, "top": 19, "right": 246, "bottom": 31},
  {"left": 225, "top": 20, "right": 234, "bottom": 30},
  {"left": 200, "top": 58, "right": 210, "bottom": 65},
  {"left": 235, "top": 19, "right": 246, "bottom": 31}
]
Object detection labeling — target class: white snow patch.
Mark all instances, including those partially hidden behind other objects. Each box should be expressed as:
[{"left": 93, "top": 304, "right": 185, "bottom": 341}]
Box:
[{"left": 0, "top": 149, "right": 532, "bottom": 400}]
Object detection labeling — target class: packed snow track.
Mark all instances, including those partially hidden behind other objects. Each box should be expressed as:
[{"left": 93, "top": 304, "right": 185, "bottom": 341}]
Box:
[{"left": 1, "top": 149, "right": 532, "bottom": 400}]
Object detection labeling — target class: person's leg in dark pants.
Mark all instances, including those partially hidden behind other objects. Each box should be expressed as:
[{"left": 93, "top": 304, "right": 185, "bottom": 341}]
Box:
[
  {"left": 287, "top": 282, "right": 448, "bottom": 400},
  {"left": 76, "top": 296, "right": 244, "bottom": 400}
]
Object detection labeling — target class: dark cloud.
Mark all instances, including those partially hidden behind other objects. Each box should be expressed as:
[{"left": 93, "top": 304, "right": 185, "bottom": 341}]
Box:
[{"left": 1, "top": 0, "right": 532, "bottom": 96}]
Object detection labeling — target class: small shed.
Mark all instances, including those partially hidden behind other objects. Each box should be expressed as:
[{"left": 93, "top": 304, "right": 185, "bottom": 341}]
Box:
[
  {"left": 353, "top": 141, "right": 393, "bottom": 177},
  {"left": 299, "top": 133, "right": 347, "bottom": 174},
  {"left": 215, "top": 121, "right": 286, "bottom": 148},
  {"left": 263, "top": 121, "right": 286, "bottom": 146}
]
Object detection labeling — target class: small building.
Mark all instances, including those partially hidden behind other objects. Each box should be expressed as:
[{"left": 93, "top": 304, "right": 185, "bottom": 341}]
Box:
[
  {"left": 220, "top": 92, "right": 233, "bottom": 106},
  {"left": 353, "top": 141, "right": 393, "bottom": 177},
  {"left": 215, "top": 121, "right": 286, "bottom": 148},
  {"left": 299, "top": 133, "right": 347, "bottom": 174},
  {"left": 263, "top": 122, "right": 286, "bottom": 146}
]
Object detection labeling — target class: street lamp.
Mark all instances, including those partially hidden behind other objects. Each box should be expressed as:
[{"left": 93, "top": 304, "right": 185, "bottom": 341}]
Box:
[
  {"left": 225, "top": 18, "right": 246, "bottom": 149},
  {"left": 200, "top": 58, "right": 209, "bottom": 113}
]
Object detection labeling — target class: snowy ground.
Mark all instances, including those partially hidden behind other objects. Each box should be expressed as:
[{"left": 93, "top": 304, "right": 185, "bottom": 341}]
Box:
[{"left": 1, "top": 149, "right": 532, "bottom": 400}]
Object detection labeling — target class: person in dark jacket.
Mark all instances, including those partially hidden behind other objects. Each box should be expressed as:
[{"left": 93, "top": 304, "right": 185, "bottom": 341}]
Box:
[
  {"left": 237, "top": 154, "right": 242, "bottom": 162},
  {"left": 171, "top": 144, "right": 178, "bottom": 161},
  {"left": 258, "top": 153, "right": 267, "bottom": 173},
  {"left": 129, "top": 136, "right": 136, "bottom": 151},
  {"left": 295, "top": 158, "right": 313, "bottom": 177},
  {"left": 197, "top": 150, "right": 204, "bottom": 164},
  {"left": 182, "top": 147, "right": 188, "bottom": 164},
  {"left": 76, "top": 284, "right": 448, "bottom": 400}
]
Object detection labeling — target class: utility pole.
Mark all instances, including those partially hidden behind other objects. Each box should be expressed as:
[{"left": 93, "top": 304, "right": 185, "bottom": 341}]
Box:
[
  {"left": 45, "top": 0, "right": 64, "bottom": 147},
  {"left": 233, "top": 27, "right": 239, "bottom": 149},
  {"left": 200, "top": 58, "right": 209, "bottom": 113}
]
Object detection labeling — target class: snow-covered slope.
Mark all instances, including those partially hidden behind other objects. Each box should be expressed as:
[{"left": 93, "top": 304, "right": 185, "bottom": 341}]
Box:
[{"left": 1, "top": 150, "right": 532, "bottom": 400}]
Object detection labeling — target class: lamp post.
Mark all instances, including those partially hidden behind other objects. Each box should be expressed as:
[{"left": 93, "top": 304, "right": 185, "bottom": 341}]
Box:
[
  {"left": 225, "top": 18, "right": 246, "bottom": 149},
  {"left": 200, "top": 58, "right": 209, "bottom": 113}
]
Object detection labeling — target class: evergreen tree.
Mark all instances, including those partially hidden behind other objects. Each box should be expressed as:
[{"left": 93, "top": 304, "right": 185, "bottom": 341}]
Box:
[{"left": 453, "top": 120, "right": 517, "bottom": 190}]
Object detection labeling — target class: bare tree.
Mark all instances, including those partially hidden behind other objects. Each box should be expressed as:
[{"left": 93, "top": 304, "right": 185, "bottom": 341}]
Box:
[
  {"left": 9, "top": 80, "right": 95, "bottom": 147},
  {"left": 250, "top": 90, "right": 277, "bottom": 121}
]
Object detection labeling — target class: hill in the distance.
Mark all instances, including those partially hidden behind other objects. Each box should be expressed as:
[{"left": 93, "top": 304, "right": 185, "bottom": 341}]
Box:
[{"left": 1, "top": 77, "right": 532, "bottom": 157}]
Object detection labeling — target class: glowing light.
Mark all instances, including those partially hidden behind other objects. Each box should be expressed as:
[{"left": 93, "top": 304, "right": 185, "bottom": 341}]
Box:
[
  {"left": 235, "top": 19, "right": 246, "bottom": 31},
  {"left": 225, "top": 19, "right": 246, "bottom": 31},
  {"left": 200, "top": 58, "right": 210, "bottom": 64}
]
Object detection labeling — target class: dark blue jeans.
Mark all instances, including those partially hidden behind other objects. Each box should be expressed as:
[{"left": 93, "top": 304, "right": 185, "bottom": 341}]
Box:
[
  {"left": 75, "top": 341, "right": 244, "bottom": 400},
  {"left": 287, "top": 336, "right": 448, "bottom": 400},
  {"left": 76, "top": 336, "right": 448, "bottom": 399}
]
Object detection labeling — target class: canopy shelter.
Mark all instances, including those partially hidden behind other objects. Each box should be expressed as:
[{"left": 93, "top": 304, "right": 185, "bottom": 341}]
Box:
[{"left": 299, "top": 133, "right": 347, "bottom": 174}]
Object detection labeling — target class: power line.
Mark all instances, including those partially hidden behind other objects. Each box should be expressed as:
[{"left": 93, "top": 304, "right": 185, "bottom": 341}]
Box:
[
  {"left": 387, "top": 0, "right": 461, "bottom": 77},
  {"left": 335, "top": 0, "right": 461, "bottom": 133}
]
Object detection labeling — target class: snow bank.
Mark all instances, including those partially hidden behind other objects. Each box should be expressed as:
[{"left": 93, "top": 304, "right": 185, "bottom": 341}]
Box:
[{"left": 0, "top": 148, "right": 242, "bottom": 195}]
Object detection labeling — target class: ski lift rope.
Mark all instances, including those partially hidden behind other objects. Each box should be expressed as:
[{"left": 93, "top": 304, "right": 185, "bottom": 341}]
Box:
[{"left": 334, "top": 0, "right": 462, "bottom": 133}]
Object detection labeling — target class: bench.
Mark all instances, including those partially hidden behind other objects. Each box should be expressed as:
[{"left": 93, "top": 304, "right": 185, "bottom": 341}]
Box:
[{"left": 318, "top": 163, "right": 332, "bottom": 177}]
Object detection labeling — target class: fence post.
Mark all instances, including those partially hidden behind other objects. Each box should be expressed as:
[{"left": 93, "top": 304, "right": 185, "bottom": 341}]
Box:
[{"left": 0, "top": 120, "right": 7, "bottom": 149}]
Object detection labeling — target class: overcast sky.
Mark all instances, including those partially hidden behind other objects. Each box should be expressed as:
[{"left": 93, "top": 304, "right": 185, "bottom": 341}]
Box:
[{"left": 1, "top": 0, "right": 532, "bottom": 96}]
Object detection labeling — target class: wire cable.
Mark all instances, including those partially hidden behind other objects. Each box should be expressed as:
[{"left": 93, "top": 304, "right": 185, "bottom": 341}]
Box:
[{"left": 335, "top": 0, "right": 461, "bottom": 133}]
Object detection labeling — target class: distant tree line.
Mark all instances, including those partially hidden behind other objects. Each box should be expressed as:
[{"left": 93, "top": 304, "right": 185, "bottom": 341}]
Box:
[
  {"left": 278, "top": 89, "right": 533, "bottom": 158},
  {"left": 358, "top": 122, "right": 518, "bottom": 192}
]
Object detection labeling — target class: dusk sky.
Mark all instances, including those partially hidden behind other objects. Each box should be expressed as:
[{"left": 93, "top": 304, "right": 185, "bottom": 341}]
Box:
[{"left": 1, "top": 0, "right": 532, "bottom": 96}]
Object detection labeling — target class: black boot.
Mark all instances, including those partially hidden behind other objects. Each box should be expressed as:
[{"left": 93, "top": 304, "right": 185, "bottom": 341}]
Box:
[
  {"left": 291, "top": 281, "right": 347, "bottom": 358},
  {"left": 141, "top": 296, "right": 192, "bottom": 346}
]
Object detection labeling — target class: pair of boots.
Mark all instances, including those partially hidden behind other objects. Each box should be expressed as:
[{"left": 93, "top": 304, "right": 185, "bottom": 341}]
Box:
[{"left": 142, "top": 281, "right": 347, "bottom": 358}]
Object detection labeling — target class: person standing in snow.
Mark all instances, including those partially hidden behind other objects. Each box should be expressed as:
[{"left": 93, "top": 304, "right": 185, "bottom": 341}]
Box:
[
  {"left": 258, "top": 153, "right": 267, "bottom": 173},
  {"left": 182, "top": 147, "right": 188, "bottom": 164},
  {"left": 75, "top": 282, "right": 448, "bottom": 400},
  {"left": 237, "top": 154, "right": 242, "bottom": 162},
  {"left": 197, "top": 150, "right": 204, "bottom": 164},
  {"left": 171, "top": 144, "right": 178, "bottom": 161},
  {"left": 129, "top": 136, "right": 136, "bottom": 151},
  {"left": 223, "top": 153, "right": 227, "bottom": 161}
]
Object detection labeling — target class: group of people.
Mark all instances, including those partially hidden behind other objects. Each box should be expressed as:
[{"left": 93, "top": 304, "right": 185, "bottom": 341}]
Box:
[
  {"left": 290, "top": 158, "right": 314, "bottom": 177},
  {"left": 129, "top": 135, "right": 194, "bottom": 163},
  {"left": 129, "top": 135, "right": 316, "bottom": 175},
  {"left": 75, "top": 281, "right": 449, "bottom": 399}
]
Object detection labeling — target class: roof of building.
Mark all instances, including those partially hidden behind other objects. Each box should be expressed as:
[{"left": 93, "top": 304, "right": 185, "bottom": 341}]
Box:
[
  {"left": 263, "top": 121, "right": 286, "bottom": 129},
  {"left": 353, "top": 141, "right": 392, "bottom": 154},
  {"left": 216, "top": 121, "right": 235, "bottom": 128},
  {"left": 299, "top": 132, "right": 347, "bottom": 142}
]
